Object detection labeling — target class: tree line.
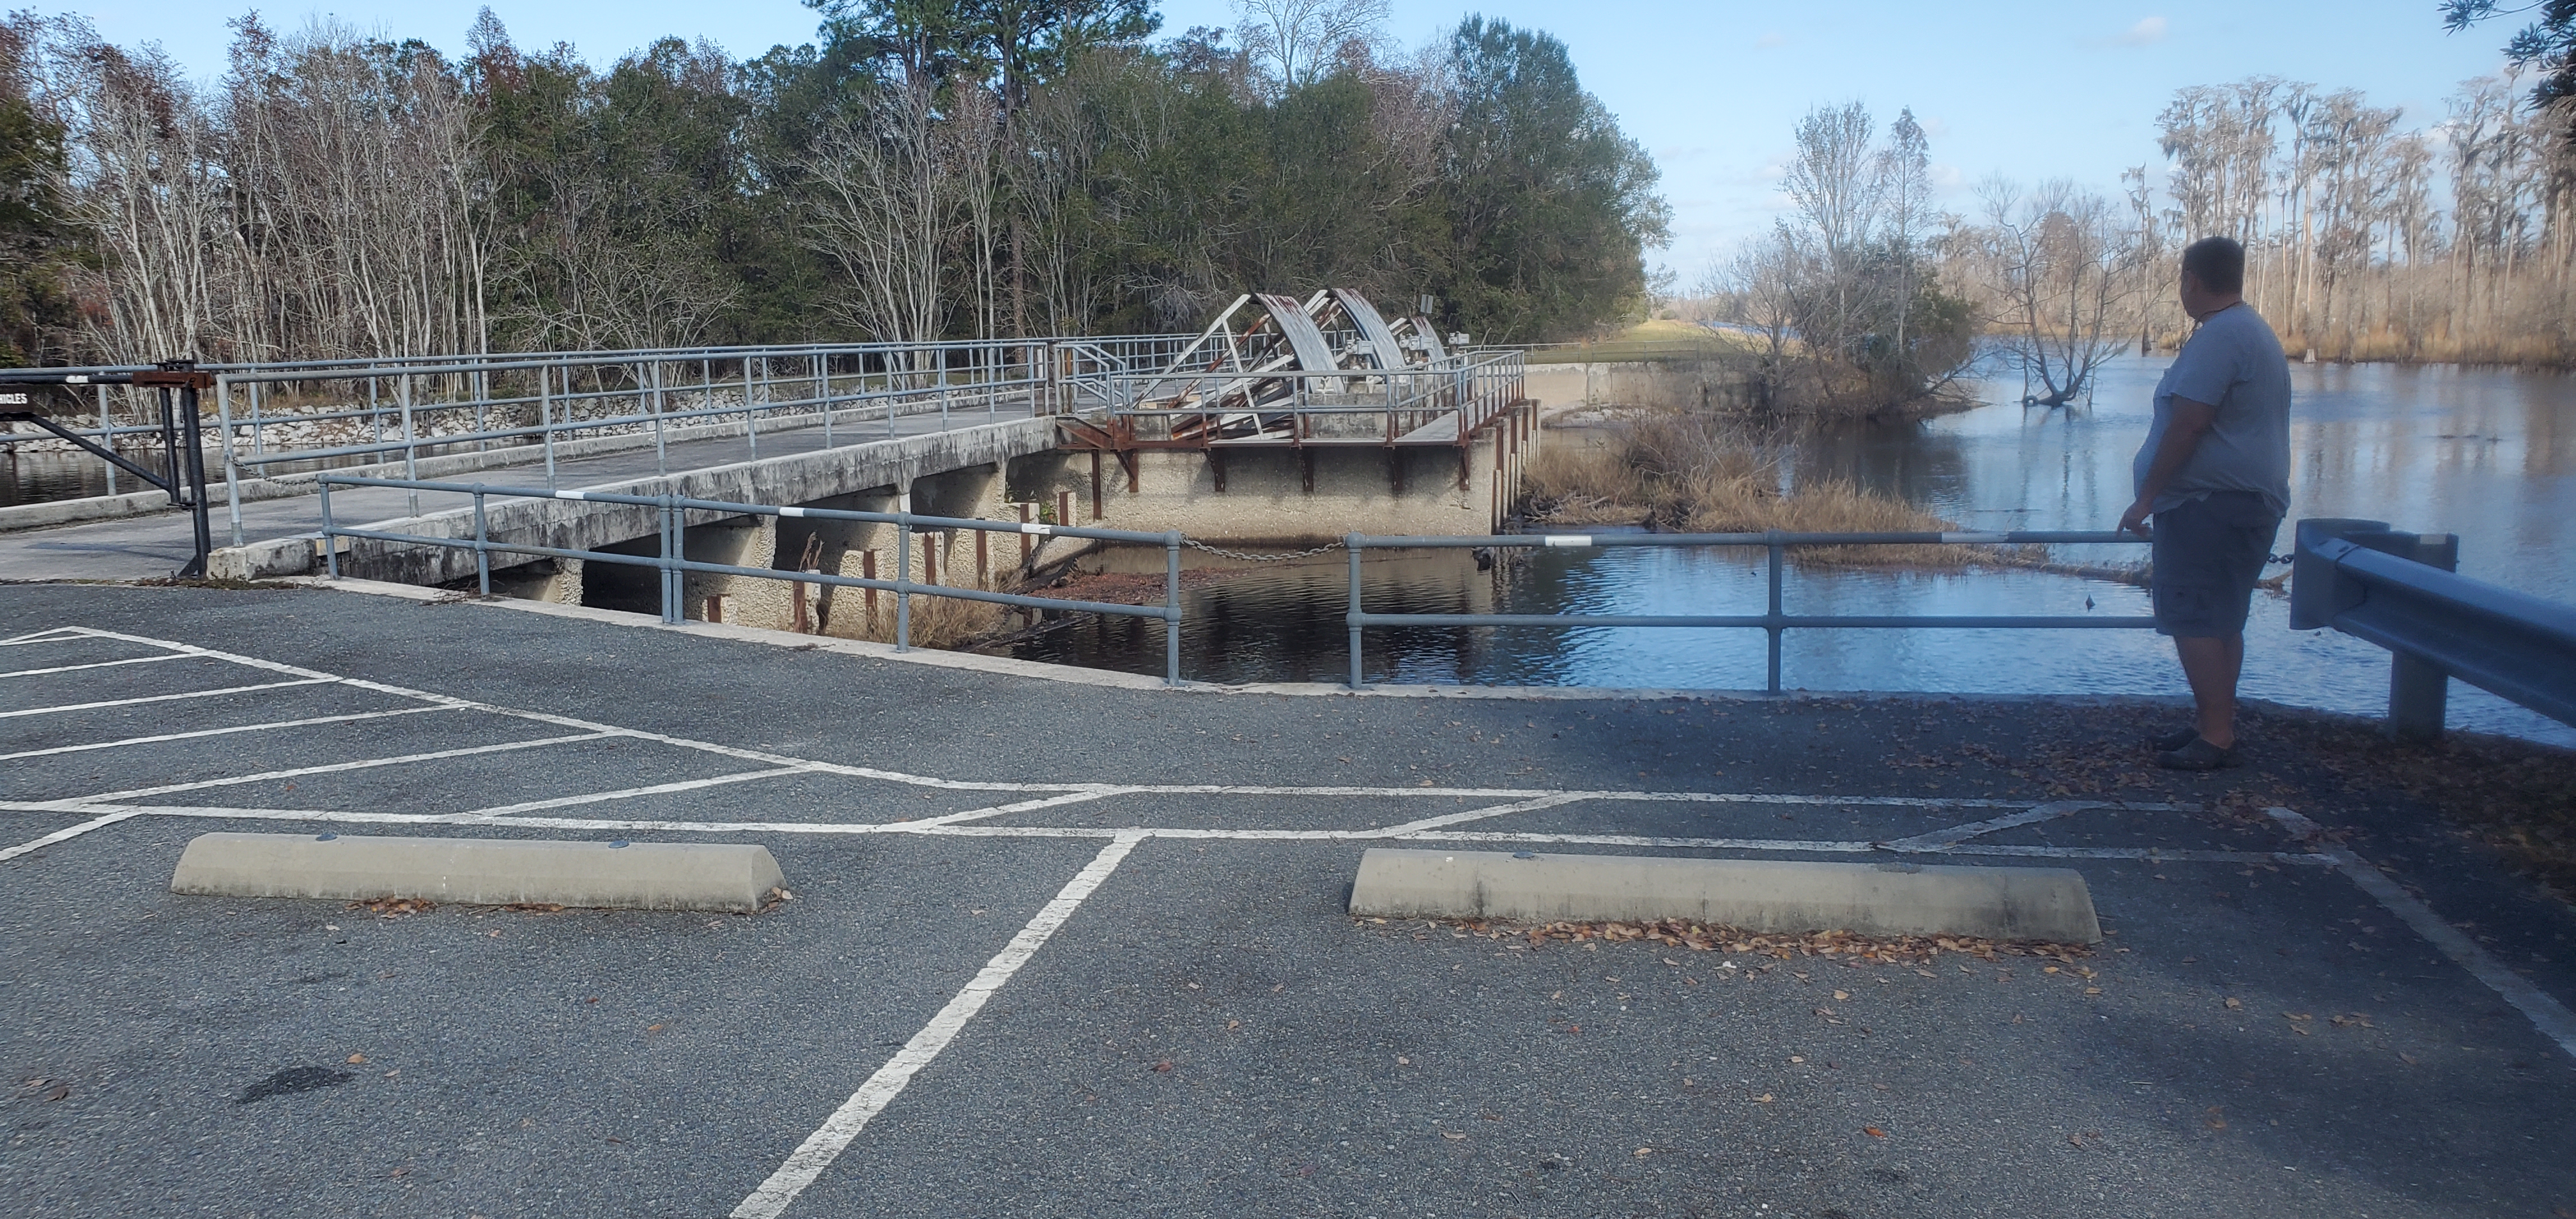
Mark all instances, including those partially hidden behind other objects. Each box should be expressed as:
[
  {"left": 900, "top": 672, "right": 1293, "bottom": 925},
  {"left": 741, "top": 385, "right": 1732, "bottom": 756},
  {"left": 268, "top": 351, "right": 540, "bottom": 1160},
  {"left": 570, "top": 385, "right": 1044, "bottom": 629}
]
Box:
[
  {"left": 0, "top": 1, "right": 1670, "bottom": 367},
  {"left": 1702, "top": 68, "right": 2576, "bottom": 416}
]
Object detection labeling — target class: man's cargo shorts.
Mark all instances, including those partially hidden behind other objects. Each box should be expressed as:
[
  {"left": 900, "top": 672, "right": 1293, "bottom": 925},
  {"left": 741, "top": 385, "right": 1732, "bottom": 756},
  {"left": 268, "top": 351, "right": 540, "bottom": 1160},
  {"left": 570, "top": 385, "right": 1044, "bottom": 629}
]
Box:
[{"left": 2150, "top": 490, "right": 2281, "bottom": 638}]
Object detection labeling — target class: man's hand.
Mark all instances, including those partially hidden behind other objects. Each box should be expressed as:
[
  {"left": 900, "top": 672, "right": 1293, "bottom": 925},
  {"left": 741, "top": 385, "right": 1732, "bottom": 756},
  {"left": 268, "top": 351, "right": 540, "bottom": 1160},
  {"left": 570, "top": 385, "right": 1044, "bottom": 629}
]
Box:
[{"left": 2119, "top": 497, "right": 2154, "bottom": 537}]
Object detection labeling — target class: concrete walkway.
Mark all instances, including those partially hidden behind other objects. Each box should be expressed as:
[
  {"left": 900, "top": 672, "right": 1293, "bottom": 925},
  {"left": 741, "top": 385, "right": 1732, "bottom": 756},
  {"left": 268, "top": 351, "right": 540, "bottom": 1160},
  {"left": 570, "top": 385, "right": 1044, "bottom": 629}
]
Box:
[
  {"left": 0, "top": 401, "right": 1039, "bottom": 583},
  {"left": 3, "top": 583, "right": 2572, "bottom": 1219}
]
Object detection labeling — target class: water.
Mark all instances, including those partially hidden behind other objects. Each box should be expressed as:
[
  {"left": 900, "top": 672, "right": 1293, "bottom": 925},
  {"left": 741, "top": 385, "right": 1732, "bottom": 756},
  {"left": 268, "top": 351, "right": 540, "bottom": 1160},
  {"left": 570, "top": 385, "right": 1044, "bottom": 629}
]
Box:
[{"left": 1017, "top": 354, "right": 2576, "bottom": 746}]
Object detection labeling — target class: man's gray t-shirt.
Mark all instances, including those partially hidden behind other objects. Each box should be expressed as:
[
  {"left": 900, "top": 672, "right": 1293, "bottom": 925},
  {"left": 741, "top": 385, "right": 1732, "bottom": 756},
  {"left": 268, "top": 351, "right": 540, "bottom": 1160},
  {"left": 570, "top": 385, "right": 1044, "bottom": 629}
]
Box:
[{"left": 2134, "top": 302, "right": 2292, "bottom": 515}]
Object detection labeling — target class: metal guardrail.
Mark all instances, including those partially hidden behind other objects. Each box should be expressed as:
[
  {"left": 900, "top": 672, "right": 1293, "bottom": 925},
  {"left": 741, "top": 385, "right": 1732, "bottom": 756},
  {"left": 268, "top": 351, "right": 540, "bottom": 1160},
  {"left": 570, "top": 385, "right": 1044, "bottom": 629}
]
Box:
[
  {"left": 315, "top": 475, "right": 1188, "bottom": 685},
  {"left": 2290, "top": 517, "right": 2576, "bottom": 739},
  {"left": 1342, "top": 529, "right": 2155, "bottom": 693}
]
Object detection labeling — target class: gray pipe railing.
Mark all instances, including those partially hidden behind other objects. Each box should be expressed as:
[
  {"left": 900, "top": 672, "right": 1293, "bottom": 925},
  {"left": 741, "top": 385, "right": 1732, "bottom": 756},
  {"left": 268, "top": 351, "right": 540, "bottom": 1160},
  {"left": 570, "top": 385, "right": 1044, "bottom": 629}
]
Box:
[
  {"left": 316, "top": 475, "right": 1186, "bottom": 686},
  {"left": 1343, "top": 529, "right": 2156, "bottom": 693}
]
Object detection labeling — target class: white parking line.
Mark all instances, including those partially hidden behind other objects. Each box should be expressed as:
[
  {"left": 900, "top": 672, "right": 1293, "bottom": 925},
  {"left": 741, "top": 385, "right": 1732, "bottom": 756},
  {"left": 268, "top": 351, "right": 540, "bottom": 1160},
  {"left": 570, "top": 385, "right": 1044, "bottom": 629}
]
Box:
[
  {"left": 460, "top": 767, "right": 813, "bottom": 820},
  {"left": 0, "top": 678, "right": 336, "bottom": 719},
  {"left": 2266, "top": 807, "right": 2576, "bottom": 1061},
  {"left": 0, "top": 654, "right": 188, "bottom": 680},
  {"left": 0, "top": 706, "right": 459, "bottom": 763},
  {"left": 0, "top": 628, "right": 83, "bottom": 646},
  {"left": 0, "top": 809, "right": 148, "bottom": 862},
  {"left": 1373, "top": 793, "right": 1591, "bottom": 836},
  {"left": 27, "top": 733, "right": 615, "bottom": 809},
  {"left": 730, "top": 832, "right": 1144, "bottom": 1219},
  {"left": 1877, "top": 801, "right": 2103, "bottom": 850}
]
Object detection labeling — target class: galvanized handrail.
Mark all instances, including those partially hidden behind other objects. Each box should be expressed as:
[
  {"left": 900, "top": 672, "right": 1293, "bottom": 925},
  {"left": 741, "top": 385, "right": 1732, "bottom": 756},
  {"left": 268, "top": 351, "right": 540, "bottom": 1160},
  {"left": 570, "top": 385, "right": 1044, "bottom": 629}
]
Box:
[
  {"left": 315, "top": 474, "right": 1188, "bottom": 685},
  {"left": 2289, "top": 517, "right": 2576, "bottom": 739},
  {"left": 1342, "top": 528, "right": 2155, "bottom": 693}
]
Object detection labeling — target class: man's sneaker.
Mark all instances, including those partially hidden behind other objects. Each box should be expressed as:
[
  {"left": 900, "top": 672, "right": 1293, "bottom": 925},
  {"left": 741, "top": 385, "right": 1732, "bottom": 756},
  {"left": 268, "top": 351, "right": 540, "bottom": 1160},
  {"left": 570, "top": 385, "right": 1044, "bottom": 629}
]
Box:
[
  {"left": 2155, "top": 736, "right": 2242, "bottom": 771},
  {"left": 2149, "top": 726, "right": 2198, "bottom": 753}
]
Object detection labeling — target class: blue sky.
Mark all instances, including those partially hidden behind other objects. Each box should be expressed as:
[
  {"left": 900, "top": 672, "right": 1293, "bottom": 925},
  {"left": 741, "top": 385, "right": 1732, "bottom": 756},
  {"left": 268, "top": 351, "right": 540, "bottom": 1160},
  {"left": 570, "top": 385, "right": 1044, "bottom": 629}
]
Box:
[{"left": 56, "top": 0, "right": 2518, "bottom": 275}]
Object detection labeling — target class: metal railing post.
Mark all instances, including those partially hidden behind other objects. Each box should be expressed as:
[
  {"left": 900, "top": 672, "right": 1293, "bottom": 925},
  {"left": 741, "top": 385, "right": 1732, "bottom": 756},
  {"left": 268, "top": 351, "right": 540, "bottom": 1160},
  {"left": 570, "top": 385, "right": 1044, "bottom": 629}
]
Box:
[
  {"left": 896, "top": 514, "right": 913, "bottom": 652},
  {"left": 1767, "top": 530, "right": 1786, "bottom": 694},
  {"left": 472, "top": 484, "right": 491, "bottom": 597},
  {"left": 398, "top": 373, "right": 419, "bottom": 518},
  {"left": 659, "top": 494, "right": 679, "bottom": 625},
  {"left": 816, "top": 353, "right": 832, "bottom": 448},
  {"left": 538, "top": 364, "right": 556, "bottom": 489},
  {"left": 214, "top": 374, "right": 245, "bottom": 546},
  {"left": 650, "top": 361, "right": 668, "bottom": 476},
  {"left": 1164, "top": 530, "right": 1183, "bottom": 686},
  {"left": 319, "top": 477, "right": 338, "bottom": 579},
  {"left": 746, "top": 355, "right": 761, "bottom": 459},
  {"left": 1347, "top": 533, "right": 1366, "bottom": 690}
]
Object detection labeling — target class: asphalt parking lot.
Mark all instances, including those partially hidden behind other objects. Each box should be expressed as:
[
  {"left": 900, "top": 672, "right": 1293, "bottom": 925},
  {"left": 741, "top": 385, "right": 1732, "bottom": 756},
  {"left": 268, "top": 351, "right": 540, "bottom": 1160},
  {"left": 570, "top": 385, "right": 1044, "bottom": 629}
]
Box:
[{"left": 3, "top": 583, "right": 2572, "bottom": 1218}]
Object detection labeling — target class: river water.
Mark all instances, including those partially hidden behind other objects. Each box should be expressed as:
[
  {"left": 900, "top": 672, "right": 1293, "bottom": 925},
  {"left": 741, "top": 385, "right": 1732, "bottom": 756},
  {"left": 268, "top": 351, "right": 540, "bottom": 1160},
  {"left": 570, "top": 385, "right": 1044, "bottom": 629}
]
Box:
[{"left": 1015, "top": 354, "right": 2576, "bottom": 746}]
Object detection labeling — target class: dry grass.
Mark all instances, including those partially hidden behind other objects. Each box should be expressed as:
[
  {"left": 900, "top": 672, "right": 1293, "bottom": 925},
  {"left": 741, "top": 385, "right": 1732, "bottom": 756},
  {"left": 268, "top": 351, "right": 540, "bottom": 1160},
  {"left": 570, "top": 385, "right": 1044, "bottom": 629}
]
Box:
[
  {"left": 1526, "top": 320, "right": 1754, "bottom": 365},
  {"left": 1524, "top": 410, "right": 1980, "bottom": 569}
]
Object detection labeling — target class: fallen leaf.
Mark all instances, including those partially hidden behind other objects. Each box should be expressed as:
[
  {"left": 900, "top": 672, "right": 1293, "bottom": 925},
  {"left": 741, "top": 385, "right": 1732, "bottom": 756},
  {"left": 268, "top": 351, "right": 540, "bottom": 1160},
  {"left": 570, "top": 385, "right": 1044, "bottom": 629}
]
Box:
[
  {"left": 1152, "top": 1061, "right": 1174, "bottom": 1073},
  {"left": 2223, "top": 997, "right": 2242, "bottom": 1010},
  {"left": 1789, "top": 1055, "right": 1805, "bottom": 1064},
  {"left": 1632, "top": 1147, "right": 1653, "bottom": 1157},
  {"left": 645, "top": 1024, "right": 664, "bottom": 1034},
  {"left": 42, "top": 1084, "right": 68, "bottom": 1102},
  {"left": 1225, "top": 1020, "right": 1241, "bottom": 1031},
  {"left": 1442, "top": 1132, "right": 1467, "bottom": 1140},
  {"left": 1754, "top": 1093, "right": 1774, "bottom": 1103},
  {"left": 346, "top": 1054, "right": 366, "bottom": 1064},
  {"left": 1864, "top": 1126, "right": 1887, "bottom": 1138},
  {"left": 388, "top": 1168, "right": 410, "bottom": 1179},
  {"left": 1833, "top": 990, "right": 1850, "bottom": 1001},
  {"left": 2083, "top": 987, "right": 2103, "bottom": 995},
  {"left": 1396, "top": 1057, "right": 1411, "bottom": 1066}
]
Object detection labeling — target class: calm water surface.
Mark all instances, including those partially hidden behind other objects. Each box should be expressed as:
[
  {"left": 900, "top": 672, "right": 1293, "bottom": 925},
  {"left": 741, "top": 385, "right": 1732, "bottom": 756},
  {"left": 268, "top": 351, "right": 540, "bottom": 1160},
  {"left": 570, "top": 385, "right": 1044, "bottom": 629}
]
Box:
[{"left": 1020, "top": 355, "right": 2576, "bottom": 745}]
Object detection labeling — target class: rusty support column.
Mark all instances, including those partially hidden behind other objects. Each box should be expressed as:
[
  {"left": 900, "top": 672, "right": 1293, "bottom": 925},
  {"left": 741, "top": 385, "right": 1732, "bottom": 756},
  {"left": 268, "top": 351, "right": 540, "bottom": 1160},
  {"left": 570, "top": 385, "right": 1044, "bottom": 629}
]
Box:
[
  {"left": 976, "top": 528, "right": 989, "bottom": 588},
  {"left": 1089, "top": 452, "right": 1103, "bottom": 519},
  {"left": 863, "top": 551, "right": 878, "bottom": 627}
]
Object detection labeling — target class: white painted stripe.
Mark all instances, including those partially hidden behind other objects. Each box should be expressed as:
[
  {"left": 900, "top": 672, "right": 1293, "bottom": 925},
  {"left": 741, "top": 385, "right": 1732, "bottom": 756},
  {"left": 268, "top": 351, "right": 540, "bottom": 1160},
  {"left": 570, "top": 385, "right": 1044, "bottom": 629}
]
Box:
[
  {"left": 730, "top": 832, "right": 1144, "bottom": 1219},
  {"left": 0, "top": 705, "right": 458, "bottom": 762},
  {"left": 893, "top": 789, "right": 1127, "bottom": 829},
  {"left": 0, "top": 654, "right": 188, "bottom": 680},
  {"left": 1877, "top": 801, "right": 2101, "bottom": 850},
  {"left": 1021, "top": 523, "right": 1052, "bottom": 536},
  {"left": 0, "top": 799, "right": 2313, "bottom": 867},
  {"left": 554, "top": 490, "right": 586, "bottom": 500},
  {"left": 780, "top": 507, "right": 806, "bottom": 517},
  {"left": 461, "top": 767, "right": 809, "bottom": 819},
  {"left": 0, "top": 628, "right": 85, "bottom": 646},
  {"left": 2267, "top": 808, "right": 2576, "bottom": 1061},
  {"left": 31, "top": 732, "right": 612, "bottom": 808},
  {"left": 0, "top": 809, "right": 146, "bottom": 862},
  {"left": 0, "top": 678, "right": 335, "bottom": 719},
  {"left": 1373, "top": 793, "right": 1589, "bottom": 836},
  {"left": 1542, "top": 535, "right": 1591, "bottom": 548}
]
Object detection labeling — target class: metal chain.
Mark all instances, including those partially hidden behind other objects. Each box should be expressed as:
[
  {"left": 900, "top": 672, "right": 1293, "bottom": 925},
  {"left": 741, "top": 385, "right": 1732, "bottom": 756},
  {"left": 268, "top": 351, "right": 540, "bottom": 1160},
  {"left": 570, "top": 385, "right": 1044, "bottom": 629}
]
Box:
[
  {"left": 1182, "top": 539, "right": 1347, "bottom": 563},
  {"left": 2267, "top": 553, "right": 2296, "bottom": 565}
]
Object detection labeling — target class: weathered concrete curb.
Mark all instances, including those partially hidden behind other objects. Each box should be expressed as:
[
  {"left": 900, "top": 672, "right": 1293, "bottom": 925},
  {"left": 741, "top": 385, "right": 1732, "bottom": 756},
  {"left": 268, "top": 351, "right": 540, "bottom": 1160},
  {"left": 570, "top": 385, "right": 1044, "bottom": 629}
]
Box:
[
  {"left": 169, "top": 831, "right": 787, "bottom": 913},
  {"left": 1347, "top": 848, "right": 2103, "bottom": 943}
]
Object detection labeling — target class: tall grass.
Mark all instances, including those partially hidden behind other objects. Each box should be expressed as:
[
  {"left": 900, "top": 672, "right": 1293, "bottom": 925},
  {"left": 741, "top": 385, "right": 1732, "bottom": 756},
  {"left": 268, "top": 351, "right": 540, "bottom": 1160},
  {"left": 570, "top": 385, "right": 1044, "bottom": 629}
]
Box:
[{"left": 1523, "top": 410, "right": 1978, "bottom": 569}]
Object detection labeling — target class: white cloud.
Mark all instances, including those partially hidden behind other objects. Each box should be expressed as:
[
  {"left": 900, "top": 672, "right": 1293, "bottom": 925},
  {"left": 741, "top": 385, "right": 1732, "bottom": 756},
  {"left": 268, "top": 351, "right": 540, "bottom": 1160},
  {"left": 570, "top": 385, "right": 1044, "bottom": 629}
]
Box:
[{"left": 2117, "top": 16, "right": 2166, "bottom": 47}]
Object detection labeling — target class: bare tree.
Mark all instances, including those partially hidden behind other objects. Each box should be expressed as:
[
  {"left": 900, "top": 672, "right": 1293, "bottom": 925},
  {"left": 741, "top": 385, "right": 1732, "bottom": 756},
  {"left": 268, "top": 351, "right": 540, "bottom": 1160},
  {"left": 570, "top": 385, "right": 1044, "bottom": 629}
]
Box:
[
  {"left": 1230, "top": 0, "right": 1388, "bottom": 93},
  {"left": 801, "top": 80, "right": 946, "bottom": 349},
  {"left": 1972, "top": 178, "right": 2142, "bottom": 408}
]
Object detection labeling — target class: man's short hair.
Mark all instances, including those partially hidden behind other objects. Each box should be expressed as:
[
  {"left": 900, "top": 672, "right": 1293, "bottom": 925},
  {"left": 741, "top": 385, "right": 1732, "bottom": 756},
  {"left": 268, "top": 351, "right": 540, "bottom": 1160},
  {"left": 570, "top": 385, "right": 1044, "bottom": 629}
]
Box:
[{"left": 2181, "top": 236, "right": 2244, "bottom": 295}]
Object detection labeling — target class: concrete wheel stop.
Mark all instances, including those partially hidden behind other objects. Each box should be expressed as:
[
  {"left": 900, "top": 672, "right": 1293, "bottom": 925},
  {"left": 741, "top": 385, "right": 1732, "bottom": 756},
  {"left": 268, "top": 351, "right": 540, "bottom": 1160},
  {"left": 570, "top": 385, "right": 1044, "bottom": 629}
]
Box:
[
  {"left": 1347, "top": 848, "right": 2102, "bottom": 944},
  {"left": 169, "top": 832, "right": 787, "bottom": 914}
]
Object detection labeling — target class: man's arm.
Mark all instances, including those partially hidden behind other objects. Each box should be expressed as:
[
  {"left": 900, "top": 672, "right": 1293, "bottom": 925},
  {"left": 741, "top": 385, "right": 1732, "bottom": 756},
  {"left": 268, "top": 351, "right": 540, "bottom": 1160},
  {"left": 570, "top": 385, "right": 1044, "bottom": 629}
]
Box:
[{"left": 2119, "top": 397, "right": 2220, "bottom": 536}]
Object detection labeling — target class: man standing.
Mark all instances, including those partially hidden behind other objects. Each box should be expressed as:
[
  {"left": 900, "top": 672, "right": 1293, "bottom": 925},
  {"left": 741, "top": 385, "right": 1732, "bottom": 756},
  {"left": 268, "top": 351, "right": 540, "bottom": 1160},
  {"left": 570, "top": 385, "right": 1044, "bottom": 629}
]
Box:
[{"left": 2119, "top": 236, "right": 2292, "bottom": 771}]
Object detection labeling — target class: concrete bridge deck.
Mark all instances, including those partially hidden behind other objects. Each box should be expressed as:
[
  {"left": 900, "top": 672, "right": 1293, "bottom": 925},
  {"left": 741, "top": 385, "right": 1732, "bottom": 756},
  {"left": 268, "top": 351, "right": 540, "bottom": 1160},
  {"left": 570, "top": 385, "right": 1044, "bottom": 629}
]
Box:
[
  {"left": 2, "top": 581, "right": 2571, "bottom": 1218},
  {"left": 0, "top": 402, "right": 1041, "bottom": 585}
]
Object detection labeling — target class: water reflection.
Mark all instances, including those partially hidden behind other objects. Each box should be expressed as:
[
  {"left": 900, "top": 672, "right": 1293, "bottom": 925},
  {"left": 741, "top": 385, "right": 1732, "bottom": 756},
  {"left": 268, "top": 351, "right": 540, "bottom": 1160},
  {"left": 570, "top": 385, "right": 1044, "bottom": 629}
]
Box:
[{"left": 1018, "top": 355, "right": 2576, "bottom": 745}]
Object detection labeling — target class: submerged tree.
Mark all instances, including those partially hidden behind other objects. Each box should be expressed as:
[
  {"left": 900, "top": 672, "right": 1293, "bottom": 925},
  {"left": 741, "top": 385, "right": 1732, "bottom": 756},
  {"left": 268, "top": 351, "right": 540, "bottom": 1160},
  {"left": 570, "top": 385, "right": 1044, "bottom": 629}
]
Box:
[{"left": 1970, "top": 179, "right": 2143, "bottom": 408}]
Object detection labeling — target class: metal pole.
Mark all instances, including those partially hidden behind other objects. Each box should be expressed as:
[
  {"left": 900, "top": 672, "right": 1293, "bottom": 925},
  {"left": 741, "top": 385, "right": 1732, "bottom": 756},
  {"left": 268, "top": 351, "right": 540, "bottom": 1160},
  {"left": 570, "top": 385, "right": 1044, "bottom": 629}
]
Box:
[
  {"left": 319, "top": 477, "right": 338, "bottom": 579},
  {"left": 539, "top": 364, "right": 556, "bottom": 489},
  {"left": 1347, "top": 533, "right": 1365, "bottom": 691},
  {"left": 659, "top": 495, "right": 679, "bottom": 625},
  {"left": 650, "top": 362, "right": 667, "bottom": 476},
  {"left": 817, "top": 353, "right": 832, "bottom": 448},
  {"left": 214, "top": 375, "right": 244, "bottom": 546},
  {"left": 1766, "top": 532, "right": 1785, "bottom": 694},
  {"left": 247, "top": 378, "right": 264, "bottom": 457},
  {"left": 746, "top": 355, "right": 760, "bottom": 459},
  {"left": 399, "top": 373, "right": 419, "bottom": 518},
  {"left": 1164, "top": 530, "right": 1183, "bottom": 686},
  {"left": 178, "top": 382, "right": 212, "bottom": 579},
  {"left": 96, "top": 384, "right": 116, "bottom": 496},
  {"left": 896, "top": 514, "right": 912, "bottom": 652},
  {"left": 473, "top": 485, "right": 490, "bottom": 597}
]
